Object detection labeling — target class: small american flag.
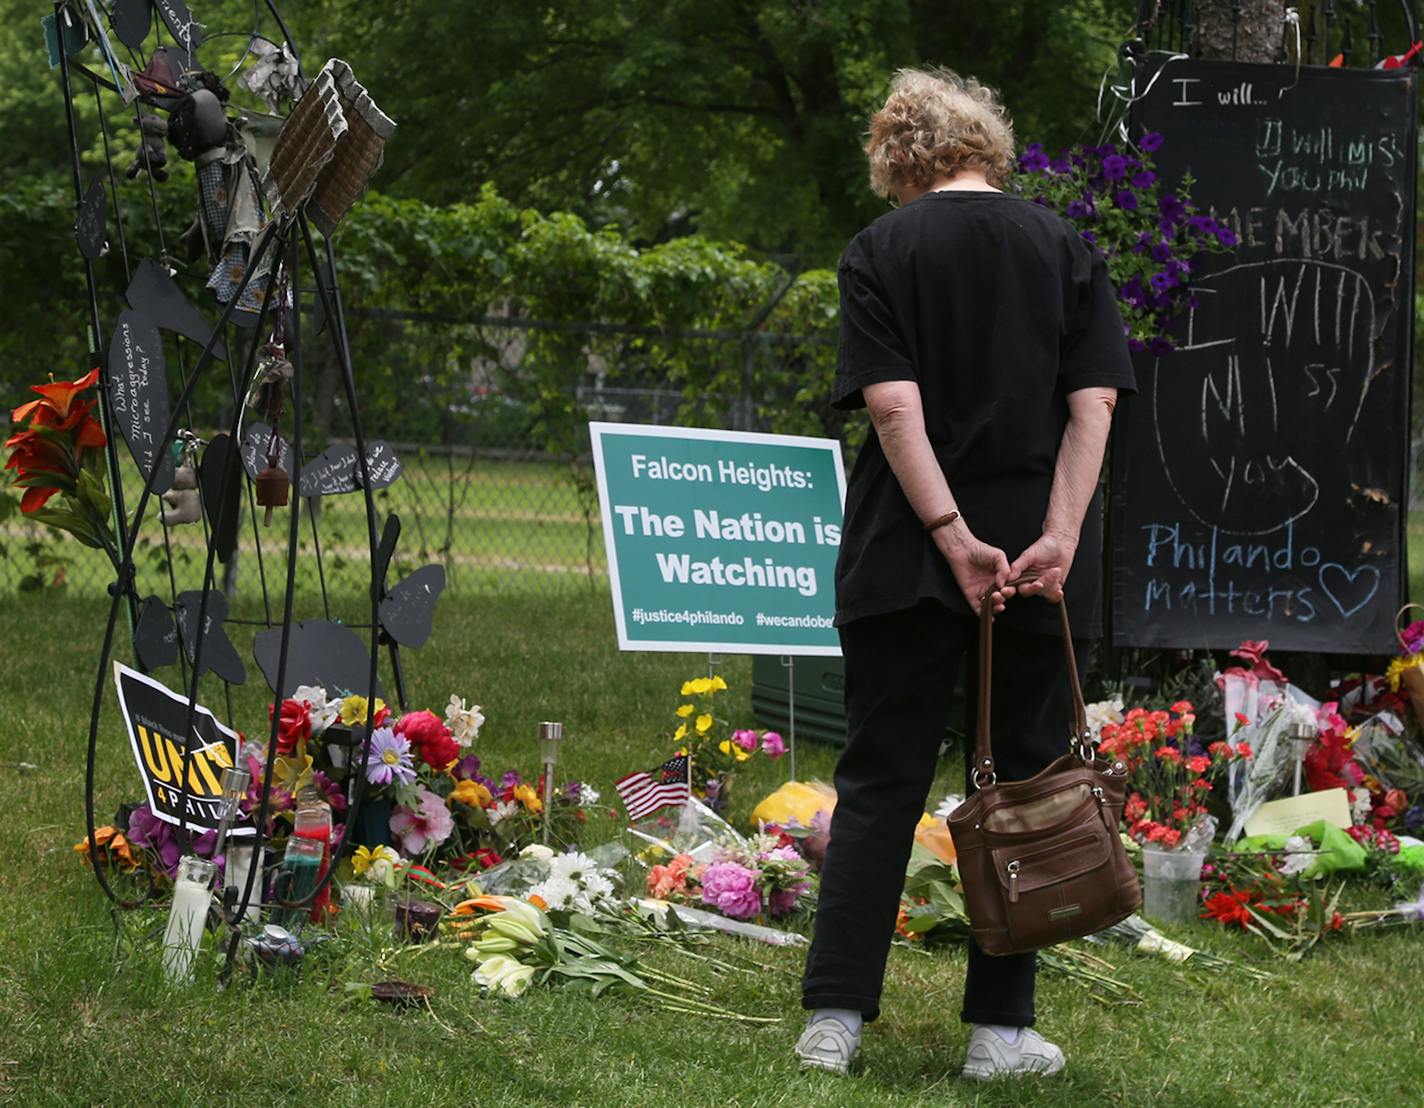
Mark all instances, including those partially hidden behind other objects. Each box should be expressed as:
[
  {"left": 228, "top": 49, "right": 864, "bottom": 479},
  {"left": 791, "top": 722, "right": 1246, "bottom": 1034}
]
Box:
[{"left": 616, "top": 755, "right": 691, "bottom": 821}]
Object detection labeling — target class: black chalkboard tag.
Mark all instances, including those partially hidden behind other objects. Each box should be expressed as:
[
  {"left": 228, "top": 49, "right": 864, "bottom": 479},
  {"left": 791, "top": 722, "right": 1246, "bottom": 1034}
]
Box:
[
  {"left": 252, "top": 620, "right": 381, "bottom": 700},
  {"left": 199, "top": 433, "right": 242, "bottom": 563},
  {"left": 239, "top": 422, "right": 294, "bottom": 481},
  {"left": 297, "top": 443, "right": 358, "bottom": 496},
  {"left": 76, "top": 177, "right": 106, "bottom": 261},
  {"left": 152, "top": 0, "right": 201, "bottom": 63},
  {"left": 379, "top": 564, "right": 445, "bottom": 649},
  {"left": 357, "top": 441, "right": 403, "bottom": 490},
  {"left": 126, "top": 259, "right": 227, "bottom": 360},
  {"left": 134, "top": 593, "right": 178, "bottom": 670},
  {"left": 106, "top": 310, "right": 175, "bottom": 495},
  {"left": 111, "top": 0, "right": 152, "bottom": 49},
  {"left": 175, "top": 588, "right": 246, "bottom": 685},
  {"left": 297, "top": 441, "right": 403, "bottom": 497}
]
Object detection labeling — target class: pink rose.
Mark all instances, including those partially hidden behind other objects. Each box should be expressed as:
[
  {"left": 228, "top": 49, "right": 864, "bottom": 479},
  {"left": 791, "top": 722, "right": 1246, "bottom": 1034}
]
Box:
[
  {"left": 760, "top": 731, "right": 786, "bottom": 759},
  {"left": 732, "top": 729, "right": 759, "bottom": 752}
]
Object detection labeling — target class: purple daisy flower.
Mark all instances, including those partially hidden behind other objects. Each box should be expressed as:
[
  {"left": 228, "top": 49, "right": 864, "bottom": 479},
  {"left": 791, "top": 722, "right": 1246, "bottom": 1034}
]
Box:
[{"left": 364, "top": 726, "right": 416, "bottom": 788}]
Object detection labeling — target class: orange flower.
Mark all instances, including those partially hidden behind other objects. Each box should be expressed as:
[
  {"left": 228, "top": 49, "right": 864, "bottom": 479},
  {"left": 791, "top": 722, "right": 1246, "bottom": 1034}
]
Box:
[
  {"left": 11, "top": 367, "right": 101, "bottom": 424},
  {"left": 449, "top": 778, "right": 493, "bottom": 809},
  {"left": 7, "top": 369, "right": 107, "bottom": 516},
  {"left": 73, "top": 825, "right": 137, "bottom": 870}
]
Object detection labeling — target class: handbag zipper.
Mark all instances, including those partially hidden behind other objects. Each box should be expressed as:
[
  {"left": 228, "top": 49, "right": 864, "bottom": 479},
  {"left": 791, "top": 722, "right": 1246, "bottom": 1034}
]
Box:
[{"left": 1007, "top": 859, "right": 1020, "bottom": 903}]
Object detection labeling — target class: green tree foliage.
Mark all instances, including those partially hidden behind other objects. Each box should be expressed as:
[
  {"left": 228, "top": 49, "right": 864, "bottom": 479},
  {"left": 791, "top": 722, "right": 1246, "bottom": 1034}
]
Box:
[{"left": 318, "top": 0, "right": 1135, "bottom": 263}]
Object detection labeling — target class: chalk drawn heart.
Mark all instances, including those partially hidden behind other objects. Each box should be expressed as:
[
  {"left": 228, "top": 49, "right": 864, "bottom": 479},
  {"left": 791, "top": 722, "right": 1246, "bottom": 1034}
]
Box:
[{"left": 1317, "top": 563, "right": 1380, "bottom": 618}]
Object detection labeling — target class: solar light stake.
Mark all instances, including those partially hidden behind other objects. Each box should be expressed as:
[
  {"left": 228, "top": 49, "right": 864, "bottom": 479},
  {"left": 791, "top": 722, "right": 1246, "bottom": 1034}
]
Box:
[{"left": 539, "top": 721, "right": 564, "bottom": 844}]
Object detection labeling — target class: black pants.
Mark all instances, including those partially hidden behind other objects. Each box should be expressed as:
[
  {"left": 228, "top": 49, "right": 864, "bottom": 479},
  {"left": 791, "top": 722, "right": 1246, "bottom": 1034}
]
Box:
[{"left": 801, "top": 600, "right": 1081, "bottom": 1025}]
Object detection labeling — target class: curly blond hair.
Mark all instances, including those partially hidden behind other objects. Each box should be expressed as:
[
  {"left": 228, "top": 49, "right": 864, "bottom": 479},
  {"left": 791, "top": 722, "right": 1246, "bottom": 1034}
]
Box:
[{"left": 864, "top": 68, "right": 1016, "bottom": 197}]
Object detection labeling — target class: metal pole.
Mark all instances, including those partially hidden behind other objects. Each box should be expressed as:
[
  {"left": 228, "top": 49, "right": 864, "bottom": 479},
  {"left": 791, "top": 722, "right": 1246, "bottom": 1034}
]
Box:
[
  {"left": 781, "top": 655, "right": 797, "bottom": 782},
  {"left": 56, "top": 3, "right": 137, "bottom": 637}
]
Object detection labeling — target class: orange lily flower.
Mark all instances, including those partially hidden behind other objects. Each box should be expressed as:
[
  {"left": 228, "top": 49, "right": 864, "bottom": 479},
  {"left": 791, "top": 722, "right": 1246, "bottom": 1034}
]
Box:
[
  {"left": 74, "top": 825, "right": 138, "bottom": 870},
  {"left": 11, "top": 367, "right": 101, "bottom": 424}
]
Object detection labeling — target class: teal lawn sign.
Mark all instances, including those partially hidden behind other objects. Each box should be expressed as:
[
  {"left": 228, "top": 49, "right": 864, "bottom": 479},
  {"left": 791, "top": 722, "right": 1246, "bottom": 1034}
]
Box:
[{"left": 590, "top": 422, "right": 847, "bottom": 659}]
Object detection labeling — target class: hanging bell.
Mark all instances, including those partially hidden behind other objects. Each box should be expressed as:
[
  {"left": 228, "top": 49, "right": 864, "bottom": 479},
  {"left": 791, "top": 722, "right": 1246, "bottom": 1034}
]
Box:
[{"left": 255, "top": 463, "right": 290, "bottom": 525}]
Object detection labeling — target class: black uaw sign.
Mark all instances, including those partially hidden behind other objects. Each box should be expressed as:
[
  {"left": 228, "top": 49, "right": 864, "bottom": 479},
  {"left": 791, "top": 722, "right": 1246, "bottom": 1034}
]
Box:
[{"left": 114, "top": 662, "right": 255, "bottom": 835}]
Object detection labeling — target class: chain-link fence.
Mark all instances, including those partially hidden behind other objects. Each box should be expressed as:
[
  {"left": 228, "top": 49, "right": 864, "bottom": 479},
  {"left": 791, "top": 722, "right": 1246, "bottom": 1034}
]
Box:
[{"left": 0, "top": 313, "right": 840, "bottom": 601}]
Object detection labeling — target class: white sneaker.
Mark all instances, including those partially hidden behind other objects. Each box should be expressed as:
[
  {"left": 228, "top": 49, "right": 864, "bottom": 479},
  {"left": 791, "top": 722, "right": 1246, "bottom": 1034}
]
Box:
[
  {"left": 960, "top": 1026, "right": 1065, "bottom": 1080},
  {"left": 794, "top": 1016, "right": 859, "bottom": 1076}
]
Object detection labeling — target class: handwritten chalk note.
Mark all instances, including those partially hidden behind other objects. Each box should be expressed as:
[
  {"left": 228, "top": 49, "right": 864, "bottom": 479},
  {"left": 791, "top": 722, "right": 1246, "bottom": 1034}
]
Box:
[
  {"left": 297, "top": 440, "right": 403, "bottom": 497},
  {"left": 1112, "top": 59, "right": 1413, "bottom": 654},
  {"left": 106, "top": 310, "right": 175, "bottom": 495},
  {"left": 239, "top": 422, "right": 294, "bottom": 480}
]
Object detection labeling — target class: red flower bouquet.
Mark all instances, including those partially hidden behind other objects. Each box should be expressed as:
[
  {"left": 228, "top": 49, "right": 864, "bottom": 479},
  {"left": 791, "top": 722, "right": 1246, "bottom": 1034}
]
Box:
[{"left": 1098, "top": 700, "right": 1252, "bottom": 846}]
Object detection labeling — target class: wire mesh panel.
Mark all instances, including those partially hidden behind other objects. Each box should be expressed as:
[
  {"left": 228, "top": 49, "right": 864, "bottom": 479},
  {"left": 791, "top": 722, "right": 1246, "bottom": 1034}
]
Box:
[{"left": 2, "top": 313, "right": 840, "bottom": 599}]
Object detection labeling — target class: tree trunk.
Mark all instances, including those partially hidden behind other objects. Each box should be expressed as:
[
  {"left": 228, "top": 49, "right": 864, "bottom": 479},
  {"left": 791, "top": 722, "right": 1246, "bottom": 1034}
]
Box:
[{"left": 1192, "top": 0, "right": 1287, "bottom": 63}]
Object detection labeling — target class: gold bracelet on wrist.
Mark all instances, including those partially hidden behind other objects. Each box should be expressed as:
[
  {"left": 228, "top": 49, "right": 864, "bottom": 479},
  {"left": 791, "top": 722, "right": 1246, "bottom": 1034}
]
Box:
[{"left": 923, "top": 510, "right": 961, "bottom": 533}]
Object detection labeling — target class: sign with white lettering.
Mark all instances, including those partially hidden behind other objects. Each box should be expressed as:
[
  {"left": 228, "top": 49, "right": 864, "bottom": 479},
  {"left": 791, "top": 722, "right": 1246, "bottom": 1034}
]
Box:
[
  {"left": 113, "top": 661, "right": 254, "bottom": 835},
  {"left": 589, "top": 422, "right": 846, "bottom": 655}
]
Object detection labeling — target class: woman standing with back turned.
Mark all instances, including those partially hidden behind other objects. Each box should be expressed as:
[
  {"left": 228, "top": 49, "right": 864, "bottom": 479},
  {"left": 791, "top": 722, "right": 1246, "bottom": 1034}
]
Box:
[{"left": 795, "top": 68, "right": 1135, "bottom": 1081}]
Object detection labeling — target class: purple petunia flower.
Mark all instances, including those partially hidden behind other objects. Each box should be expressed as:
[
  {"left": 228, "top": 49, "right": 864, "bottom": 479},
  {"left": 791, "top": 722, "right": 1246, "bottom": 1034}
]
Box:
[
  {"left": 1102, "top": 154, "right": 1130, "bottom": 181},
  {"left": 1131, "top": 169, "right": 1157, "bottom": 189},
  {"left": 1128, "top": 337, "right": 1148, "bottom": 354},
  {"left": 1148, "top": 336, "right": 1175, "bottom": 356},
  {"left": 501, "top": 769, "right": 523, "bottom": 790},
  {"left": 364, "top": 726, "right": 417, "bottom": 788},
  {"left": 1049, "top": 154, "right": 1071, "bottom": 174},
  {"left": 1187, "top": 214, "right": 1220, "bottom": 236},
  {"left": 1018, "top": 143, "right": 1050, "bottom": 173},
  {"left": 126, "top": 803, "right": 218, "bottom": 878},
  {"left": 1113, "top": 190, "right": 1139, "bottom": 211},
  {"left": 1065, "top": 197, "right": 1095, "bottom": 219},
  {"left": 1159, "top": 194, "right": 1187, "bottom": 223},
  {"left": 1216, "top": 226, "right": 1239, "bottom": 247},
  {"left": 1140, "top": 131, "right": 1164, "bottom": 154},
  {"left": 1080, "top": 230, "right": 1097, "bottom": 245},
  {"left": 1150, "top": 241, "right": 1173, "bottom": 263}
]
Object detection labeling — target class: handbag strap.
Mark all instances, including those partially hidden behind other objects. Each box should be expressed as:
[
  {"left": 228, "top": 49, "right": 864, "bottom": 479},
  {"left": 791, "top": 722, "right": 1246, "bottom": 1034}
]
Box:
[{"left": 972, "top": 581, "right": 1090, "bottom": 787}]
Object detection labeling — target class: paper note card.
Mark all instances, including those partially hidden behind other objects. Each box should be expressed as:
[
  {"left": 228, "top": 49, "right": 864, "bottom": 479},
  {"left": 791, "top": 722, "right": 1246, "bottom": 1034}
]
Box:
[{"left": 1243, "top": 788, "right": 1352, "bottom": 838}]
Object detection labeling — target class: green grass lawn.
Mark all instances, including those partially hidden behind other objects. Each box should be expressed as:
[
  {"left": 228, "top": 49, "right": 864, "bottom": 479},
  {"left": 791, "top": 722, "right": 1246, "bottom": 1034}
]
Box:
[{"left": 3, "top": 591, "right": 1424, "bottom": 1106}]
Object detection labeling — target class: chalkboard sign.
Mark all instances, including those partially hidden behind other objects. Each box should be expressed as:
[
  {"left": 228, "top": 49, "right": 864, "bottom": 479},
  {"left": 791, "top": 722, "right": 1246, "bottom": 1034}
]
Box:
[
  {"left": 297, "top": 440, "right": 403, "bottom": 497},
  {"left": 239, "top": 421, "right": 294, "bottom": 480},
  {"left": 106, "top": 310, "right": 175, "bottom": 494},
  {"left": 1112, "top": 58, "right": 1417, "bottom": 654}
]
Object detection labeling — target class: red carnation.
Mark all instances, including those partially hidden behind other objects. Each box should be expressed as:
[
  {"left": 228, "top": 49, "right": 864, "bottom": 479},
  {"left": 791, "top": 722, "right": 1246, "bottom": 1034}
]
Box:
[
  {"left": 397, "top": 709, "right": 460, "bottom": 771},
  {"left": 269, "top": 698, "right": 311, "bottom": 756}
]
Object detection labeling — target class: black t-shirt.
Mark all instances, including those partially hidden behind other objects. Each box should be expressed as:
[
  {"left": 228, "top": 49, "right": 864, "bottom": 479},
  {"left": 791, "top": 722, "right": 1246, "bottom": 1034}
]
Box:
[{"left": 832, "top": 190, "right": 1137, "bottom": 638}]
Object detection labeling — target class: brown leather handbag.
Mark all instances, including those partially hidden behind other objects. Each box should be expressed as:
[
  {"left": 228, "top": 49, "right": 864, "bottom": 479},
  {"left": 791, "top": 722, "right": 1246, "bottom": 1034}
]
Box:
[{"left": 946, "top": 595, "right": 1141, "bottom": 956}]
